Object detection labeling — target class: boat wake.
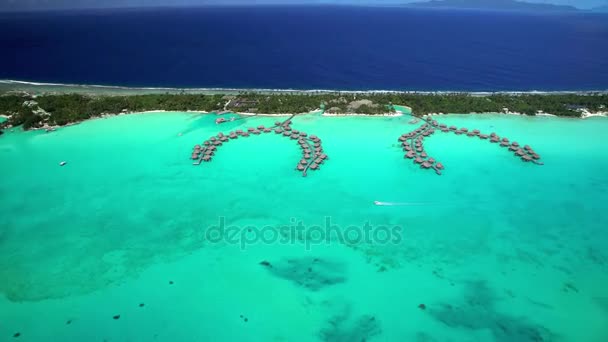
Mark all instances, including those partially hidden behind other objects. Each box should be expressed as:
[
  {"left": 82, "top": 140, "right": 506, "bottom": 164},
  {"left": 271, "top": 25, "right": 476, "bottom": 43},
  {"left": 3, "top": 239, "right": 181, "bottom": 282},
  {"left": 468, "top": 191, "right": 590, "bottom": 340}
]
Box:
[{"left": 374, "top": 200, "right": 428, "bottom": 206}]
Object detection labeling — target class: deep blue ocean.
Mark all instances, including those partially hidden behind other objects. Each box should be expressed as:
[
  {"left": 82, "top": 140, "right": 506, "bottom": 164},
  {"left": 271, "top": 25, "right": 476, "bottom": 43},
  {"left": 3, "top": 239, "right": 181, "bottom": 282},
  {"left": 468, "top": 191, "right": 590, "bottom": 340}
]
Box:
[{"left": 1, "top": 6, "right": 608, "bottom": 91}]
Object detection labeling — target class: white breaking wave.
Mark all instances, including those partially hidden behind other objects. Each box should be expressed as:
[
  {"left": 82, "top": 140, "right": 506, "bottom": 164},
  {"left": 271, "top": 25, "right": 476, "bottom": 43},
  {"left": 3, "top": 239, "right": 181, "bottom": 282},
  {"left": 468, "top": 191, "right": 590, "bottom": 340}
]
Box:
[{"left": 1, "top": 79, "right": 607, "bottom": 95}]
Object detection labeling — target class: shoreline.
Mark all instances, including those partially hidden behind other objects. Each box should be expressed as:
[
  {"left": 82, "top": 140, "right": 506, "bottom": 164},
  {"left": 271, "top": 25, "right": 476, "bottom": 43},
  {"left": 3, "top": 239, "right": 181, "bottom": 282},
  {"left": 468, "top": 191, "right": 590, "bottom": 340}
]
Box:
[
  {"left": 2, "top": 79, "right": 608, "bottom": 96},
  {"left": 581, "top": 109, "right": 608, "bottom": 119},
  {"left": 1, "top": 90, "right": 606, "bottom": 133},
  {"left": 322, "top": 112, "right": 403, "bottom": 117},
  {"left": 10, "top": 107, "right": 606, "bottom": 134}
]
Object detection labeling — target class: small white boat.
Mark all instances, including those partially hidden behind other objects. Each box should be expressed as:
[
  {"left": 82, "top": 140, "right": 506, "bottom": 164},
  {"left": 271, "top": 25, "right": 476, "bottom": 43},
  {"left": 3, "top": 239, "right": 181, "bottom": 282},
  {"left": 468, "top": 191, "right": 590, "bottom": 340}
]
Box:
[{"left": 59, "top": 161, "right": 67, "bottom": 166}]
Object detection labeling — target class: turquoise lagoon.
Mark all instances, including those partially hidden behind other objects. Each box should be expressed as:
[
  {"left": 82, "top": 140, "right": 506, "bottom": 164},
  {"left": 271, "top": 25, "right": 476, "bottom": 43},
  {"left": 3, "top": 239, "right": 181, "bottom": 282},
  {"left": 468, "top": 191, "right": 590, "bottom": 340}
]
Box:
[{"left": 0, "top": 111, "right": 607, "bottom": 341}]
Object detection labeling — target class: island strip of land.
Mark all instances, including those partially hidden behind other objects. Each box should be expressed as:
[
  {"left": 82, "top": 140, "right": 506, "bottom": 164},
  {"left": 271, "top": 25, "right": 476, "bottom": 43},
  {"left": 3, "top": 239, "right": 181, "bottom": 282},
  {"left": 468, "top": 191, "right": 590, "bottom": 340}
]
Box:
[{"left": 0, "top": 90, "right": 606, "bottom": 133}]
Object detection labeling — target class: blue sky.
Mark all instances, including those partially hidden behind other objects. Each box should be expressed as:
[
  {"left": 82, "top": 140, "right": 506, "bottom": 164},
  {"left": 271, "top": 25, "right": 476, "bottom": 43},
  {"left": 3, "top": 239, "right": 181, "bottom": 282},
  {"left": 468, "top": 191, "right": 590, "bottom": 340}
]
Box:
[{"left": 0, "top": 0, "right": 606, "bottom": 11}]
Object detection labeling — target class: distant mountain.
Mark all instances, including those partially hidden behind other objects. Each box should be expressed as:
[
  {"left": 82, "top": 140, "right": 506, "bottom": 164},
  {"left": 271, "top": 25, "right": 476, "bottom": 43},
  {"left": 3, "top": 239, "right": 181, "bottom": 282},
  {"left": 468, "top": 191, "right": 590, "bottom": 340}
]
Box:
[
  {"left": 591, "top": 5, "right": 608, "bottom": 12},
  {"left": 406, "top": 0, "right": 579, "bottom": 12}
]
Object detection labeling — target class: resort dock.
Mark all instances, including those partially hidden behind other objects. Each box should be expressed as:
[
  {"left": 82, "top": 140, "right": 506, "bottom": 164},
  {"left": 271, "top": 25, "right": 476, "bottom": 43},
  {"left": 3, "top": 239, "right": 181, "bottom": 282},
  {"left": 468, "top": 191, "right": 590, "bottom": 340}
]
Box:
[
  {"left": 191, "top": 114, "right": 327, "bottom": 177},
  {"left": 397, "top": 113, "right": 543, "bottom": 175}
]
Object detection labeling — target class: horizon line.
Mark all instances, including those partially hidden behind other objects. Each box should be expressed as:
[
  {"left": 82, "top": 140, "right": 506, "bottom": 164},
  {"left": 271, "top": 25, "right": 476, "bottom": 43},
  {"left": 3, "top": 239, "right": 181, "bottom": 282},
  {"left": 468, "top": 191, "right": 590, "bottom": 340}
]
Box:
[{"left": 0, "top": 3, "right": 600, "bottom": 14}]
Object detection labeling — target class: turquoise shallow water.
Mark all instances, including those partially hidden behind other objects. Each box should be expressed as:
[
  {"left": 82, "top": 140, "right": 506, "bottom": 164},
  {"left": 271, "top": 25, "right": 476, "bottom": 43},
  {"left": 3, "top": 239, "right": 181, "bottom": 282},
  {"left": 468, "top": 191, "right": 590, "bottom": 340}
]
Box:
[{"left": 1, "top": 111, "right": 608, "bottom": 341}]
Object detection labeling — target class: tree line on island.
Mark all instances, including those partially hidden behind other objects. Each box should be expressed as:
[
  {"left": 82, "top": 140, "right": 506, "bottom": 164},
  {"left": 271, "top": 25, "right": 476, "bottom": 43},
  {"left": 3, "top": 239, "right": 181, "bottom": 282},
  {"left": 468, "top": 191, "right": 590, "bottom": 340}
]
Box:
[{"left": 0, "top": 92, "right": 606, "bottom": 131}]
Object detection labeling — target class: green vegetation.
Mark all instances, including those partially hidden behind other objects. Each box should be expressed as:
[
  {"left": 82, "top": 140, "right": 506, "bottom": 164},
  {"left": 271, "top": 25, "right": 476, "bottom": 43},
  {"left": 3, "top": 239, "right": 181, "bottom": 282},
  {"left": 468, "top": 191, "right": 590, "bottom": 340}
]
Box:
[
  {"left": 0, "top": 93, "right": 225, "bottom": 130},
  {"left": 0, "top": 92, "right": 606, "bottom": 132},
  {"left": 398, "top": 93, "right": 607, "bottom": 117}
]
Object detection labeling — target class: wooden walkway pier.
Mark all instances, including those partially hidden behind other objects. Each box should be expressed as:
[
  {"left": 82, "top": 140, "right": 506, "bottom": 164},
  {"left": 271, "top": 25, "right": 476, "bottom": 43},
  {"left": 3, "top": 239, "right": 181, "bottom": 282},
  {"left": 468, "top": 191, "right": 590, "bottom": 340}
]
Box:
[
  {"left": 397, "top": 113, "right": 543, "bottom": 175},
  {"left": 191, "top": 114, "right": 327, "bottom": 177}
]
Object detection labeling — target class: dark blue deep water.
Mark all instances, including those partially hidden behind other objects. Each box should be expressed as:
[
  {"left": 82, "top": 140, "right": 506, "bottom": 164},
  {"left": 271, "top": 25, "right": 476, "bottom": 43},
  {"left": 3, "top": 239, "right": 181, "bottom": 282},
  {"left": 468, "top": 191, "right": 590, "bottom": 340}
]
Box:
[{"left": 1, "top": 6, "right": 607, "bottom": 91}]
